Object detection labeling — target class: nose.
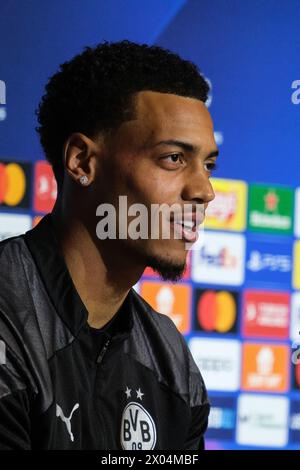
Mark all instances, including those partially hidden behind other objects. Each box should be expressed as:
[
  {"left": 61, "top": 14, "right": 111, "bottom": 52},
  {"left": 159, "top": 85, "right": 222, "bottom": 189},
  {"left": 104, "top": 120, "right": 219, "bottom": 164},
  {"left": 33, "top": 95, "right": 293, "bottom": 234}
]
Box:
[{"left": 181, "top": 168, "right": 215, "bottom": 207}]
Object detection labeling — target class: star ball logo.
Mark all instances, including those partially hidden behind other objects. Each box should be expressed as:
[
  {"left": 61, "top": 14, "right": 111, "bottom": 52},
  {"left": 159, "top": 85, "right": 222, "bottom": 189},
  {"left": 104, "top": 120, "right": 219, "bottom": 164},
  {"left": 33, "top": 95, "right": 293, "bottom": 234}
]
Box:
[
  {"left": 0, "top": 80, "right": 6, "bottom": 121},
  {"left": 121, "top": 386, "right": 156, "bottom": 450}
]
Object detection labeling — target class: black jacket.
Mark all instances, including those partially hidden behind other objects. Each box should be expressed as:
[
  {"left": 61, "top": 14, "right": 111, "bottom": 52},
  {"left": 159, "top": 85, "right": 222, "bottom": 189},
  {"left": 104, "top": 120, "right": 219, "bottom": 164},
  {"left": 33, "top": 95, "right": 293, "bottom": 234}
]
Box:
[{"left": 0, "top": 214, "right": 210, "bottom": 450}]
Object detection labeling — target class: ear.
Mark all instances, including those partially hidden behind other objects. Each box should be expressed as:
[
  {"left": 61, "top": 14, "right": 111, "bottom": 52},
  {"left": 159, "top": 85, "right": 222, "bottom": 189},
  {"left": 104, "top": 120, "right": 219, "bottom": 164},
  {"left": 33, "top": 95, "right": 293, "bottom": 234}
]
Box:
[{"left": 63, "top": 132, "right": 99, "bottom": 186}]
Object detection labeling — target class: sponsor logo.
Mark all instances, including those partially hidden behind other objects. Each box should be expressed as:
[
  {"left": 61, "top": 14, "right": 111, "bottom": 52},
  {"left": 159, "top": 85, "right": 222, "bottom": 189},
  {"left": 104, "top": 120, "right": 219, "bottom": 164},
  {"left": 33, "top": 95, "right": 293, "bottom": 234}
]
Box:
[
  {"left": 242, "top": 290, "right": 290, "bottom": 339},
  {"left": 290, "top": 293, "right": 300, "bottom": 342},
  {"left": 0, "top": 161, "right": 32, "bottom": 208},
  {"left": 140, "top": 281, "right": 191, "bottom": 334},
  {"left": 33, "top": 161, "right": 57, "bottom": 213},
  {"left": 206, "top": 396, "right": 236, "bottom": 440},
  {"left": 56, "top": 403, "right": 79, "bottom": 443},
  {"left": 295, "top": 188, "right": 300, "bottom": 237},
  {"left": 248, "top": 184, "right": 293, "bottom": 234},
  {"left": 204, "top": 178, "right": 247, "bottom": 231},
  {"left": 188, "top": 338, "right": 241, "bottom": 391},
  {"left": 290, "top": 401, "right": 300, "bottom": 443},
  {"left": 0, "top": 213, "right": 31, "bottom": 241},
  {"left": 293, "top": 241, "right": 300, "bottom": 289},
  {"left": 191, "top": 232, "right": 245, "bottom": 285},
  {"left": 246, "top": 238, "right": 292, "bottom": 286},
  {"left": 194, "top": 288, "right": 239, "bottom": 333},
  {"left": 241, "top": 343, "right": 289, "bottom": 393},
  {"left": 237, "top": 394, "right": 288, "bottom": 447}
]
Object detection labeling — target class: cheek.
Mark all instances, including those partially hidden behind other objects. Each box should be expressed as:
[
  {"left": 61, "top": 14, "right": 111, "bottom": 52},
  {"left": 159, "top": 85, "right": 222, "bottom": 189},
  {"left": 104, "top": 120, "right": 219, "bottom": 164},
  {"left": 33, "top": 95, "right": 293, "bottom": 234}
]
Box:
[
  {"left": 125, "top": 174, "right": 176, "bottom": 207},
  {"left": 112, "top": 155, "right": 181, "bottom": 208},
  {"left": 116, "top": 161, "right": 158, "bottom": 204}
]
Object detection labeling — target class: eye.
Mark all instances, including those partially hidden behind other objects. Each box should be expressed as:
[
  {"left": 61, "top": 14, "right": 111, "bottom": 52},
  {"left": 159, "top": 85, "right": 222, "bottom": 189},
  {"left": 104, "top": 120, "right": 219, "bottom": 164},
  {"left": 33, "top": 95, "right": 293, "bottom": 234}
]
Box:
[
  {"left": 159, "top": 153, "right": 185, "bottom": 171},
  {"left": 204, "top": 162, "right": 218, "bottom": 172},
  {"left": 163, "top": 153, "right": 183, "bottom": 164}
]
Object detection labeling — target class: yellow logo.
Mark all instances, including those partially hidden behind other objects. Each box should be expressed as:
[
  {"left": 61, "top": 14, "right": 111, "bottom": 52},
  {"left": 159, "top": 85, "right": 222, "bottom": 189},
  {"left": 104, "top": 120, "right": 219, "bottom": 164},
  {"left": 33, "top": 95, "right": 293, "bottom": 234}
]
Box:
[
  {"left": 293, "top": 241, "right": 300, "bottom": 289},
  {"left": 0, "top": 162, "right": 26, "bottom": 206},
  {"left": 204, "top": 178, "right": 247, "bottom": 231}
]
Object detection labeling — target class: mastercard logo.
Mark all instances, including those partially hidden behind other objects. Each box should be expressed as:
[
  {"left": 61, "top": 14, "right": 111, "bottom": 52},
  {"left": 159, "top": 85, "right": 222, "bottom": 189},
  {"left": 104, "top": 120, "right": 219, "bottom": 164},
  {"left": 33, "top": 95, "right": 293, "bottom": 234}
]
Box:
[
  {"left": 0, "top": 162, "right": 30, "bottom": 207},
  {"left": 196, "top": 289, "right": 238, "bottom": 333}
]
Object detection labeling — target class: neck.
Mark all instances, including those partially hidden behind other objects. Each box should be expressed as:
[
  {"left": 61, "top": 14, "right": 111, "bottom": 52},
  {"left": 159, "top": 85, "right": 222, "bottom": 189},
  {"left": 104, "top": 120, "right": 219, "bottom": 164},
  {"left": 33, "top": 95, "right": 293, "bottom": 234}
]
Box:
[{"left": 51, "top": 202, "right": 144, "bottom": 329}]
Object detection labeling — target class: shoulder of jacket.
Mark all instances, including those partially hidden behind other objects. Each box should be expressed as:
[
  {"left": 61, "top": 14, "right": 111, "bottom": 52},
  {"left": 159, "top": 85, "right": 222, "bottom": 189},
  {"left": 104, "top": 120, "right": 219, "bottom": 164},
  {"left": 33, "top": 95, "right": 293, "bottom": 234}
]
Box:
[
  {"left": 0, "top": 233, "right": 29, "bottom": 264},
  {"left": 130, "top": 288, "right": 208, "bottom": 407},
  {"left": 130, "top": 288, "right": 186, "bottom": 350}
]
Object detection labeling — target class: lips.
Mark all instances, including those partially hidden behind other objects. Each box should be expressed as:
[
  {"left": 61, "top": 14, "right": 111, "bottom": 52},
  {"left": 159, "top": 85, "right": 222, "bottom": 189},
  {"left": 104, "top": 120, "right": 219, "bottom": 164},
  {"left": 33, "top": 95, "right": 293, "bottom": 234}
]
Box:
[
  {"left": 170, "top": 221, "right": 198, "bottom": 242},
  {"left": 169, "top": 212, "right": 205, "bottom": 229},
  {"left": 168, "top": 211, "right": 205, "bottom": 243}
]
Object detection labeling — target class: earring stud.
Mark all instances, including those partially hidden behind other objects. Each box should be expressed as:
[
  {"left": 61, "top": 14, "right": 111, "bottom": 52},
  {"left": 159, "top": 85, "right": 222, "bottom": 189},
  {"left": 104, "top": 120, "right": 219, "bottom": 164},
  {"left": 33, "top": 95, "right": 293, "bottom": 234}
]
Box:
[{"left": 79, "top": 175, "right": 89, "bottom": 186}]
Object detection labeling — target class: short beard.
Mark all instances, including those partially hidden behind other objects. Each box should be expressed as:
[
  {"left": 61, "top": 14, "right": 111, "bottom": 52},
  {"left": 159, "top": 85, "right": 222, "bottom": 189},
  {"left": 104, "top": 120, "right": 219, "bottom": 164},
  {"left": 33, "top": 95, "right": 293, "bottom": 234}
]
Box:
[{"left": 146, "top": 255, "right": 186, "bottom": 282}]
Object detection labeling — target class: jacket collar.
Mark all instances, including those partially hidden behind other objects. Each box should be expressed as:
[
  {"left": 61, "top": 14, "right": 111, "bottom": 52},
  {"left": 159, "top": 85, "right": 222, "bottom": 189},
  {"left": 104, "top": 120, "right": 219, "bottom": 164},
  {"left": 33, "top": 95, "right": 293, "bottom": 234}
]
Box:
[{"left": 24, "top": 214, "right": 134, "bottom": 339}]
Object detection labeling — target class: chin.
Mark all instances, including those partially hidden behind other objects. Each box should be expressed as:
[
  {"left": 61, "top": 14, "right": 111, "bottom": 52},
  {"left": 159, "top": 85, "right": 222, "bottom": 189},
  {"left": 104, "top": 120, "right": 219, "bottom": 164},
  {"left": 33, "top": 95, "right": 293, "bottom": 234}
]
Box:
[{"left": 144, "top": 241, "right": 188, "bottom": 282}]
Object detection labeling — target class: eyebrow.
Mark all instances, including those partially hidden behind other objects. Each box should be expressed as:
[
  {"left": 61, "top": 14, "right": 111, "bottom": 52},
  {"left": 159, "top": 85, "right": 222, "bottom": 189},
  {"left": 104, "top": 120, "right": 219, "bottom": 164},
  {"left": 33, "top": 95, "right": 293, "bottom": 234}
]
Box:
[{"left": 153, "top": 139, "right": 219, "bottom": 159}]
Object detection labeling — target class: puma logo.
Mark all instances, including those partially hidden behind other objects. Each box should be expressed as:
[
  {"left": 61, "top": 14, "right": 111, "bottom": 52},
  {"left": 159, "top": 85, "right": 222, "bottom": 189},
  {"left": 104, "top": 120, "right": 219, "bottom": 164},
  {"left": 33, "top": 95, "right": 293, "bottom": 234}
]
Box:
[{"left": 56, "top": 403, "right": 79, "bottom": 442}]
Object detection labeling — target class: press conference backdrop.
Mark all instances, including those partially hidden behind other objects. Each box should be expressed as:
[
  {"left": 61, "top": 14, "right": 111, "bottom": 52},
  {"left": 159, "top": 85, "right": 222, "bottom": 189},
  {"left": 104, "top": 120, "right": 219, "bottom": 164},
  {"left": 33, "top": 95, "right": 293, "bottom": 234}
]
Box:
[{"left": 0, "top": 0, "right": 300, "bottom": 450}]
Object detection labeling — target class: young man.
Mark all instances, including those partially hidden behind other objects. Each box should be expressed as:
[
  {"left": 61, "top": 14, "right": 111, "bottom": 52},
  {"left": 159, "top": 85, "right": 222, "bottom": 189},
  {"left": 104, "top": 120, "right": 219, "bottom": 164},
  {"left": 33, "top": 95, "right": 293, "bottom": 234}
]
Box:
[{"left": 0, "top": 41, "right": 218, "bottom": 450}]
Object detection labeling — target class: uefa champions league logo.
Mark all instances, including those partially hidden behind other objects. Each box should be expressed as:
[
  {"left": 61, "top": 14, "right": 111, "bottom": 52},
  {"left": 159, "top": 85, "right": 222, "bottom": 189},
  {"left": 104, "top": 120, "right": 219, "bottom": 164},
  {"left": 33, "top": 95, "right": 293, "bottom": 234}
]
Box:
[{"left": 0, "top": 80, "right": 7, "bottom": 121}]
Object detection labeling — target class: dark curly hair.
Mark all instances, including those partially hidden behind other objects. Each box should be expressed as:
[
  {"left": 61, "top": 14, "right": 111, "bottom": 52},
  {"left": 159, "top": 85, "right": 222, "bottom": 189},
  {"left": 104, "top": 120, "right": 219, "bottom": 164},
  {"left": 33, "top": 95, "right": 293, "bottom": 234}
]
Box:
[{"left": 36, "top": 40, "right": 209, "bottom": 187}]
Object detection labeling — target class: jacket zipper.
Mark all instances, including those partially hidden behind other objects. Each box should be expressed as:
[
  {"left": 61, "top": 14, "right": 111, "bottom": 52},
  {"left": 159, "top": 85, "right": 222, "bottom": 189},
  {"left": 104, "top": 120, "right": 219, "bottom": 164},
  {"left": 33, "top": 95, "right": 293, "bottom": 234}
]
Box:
[
  {"left": 95, "top": 337, "right": 111, "bottom": 449},
  {"left": 96, "top": 338, "right": 111, "bottom": 364}
]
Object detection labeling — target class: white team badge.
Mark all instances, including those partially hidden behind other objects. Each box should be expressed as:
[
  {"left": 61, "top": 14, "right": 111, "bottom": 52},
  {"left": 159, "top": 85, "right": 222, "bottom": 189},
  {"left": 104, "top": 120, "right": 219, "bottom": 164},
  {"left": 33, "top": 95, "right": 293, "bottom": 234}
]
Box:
[
  {"left": 56, "top": 403, "right": 79, "bottom": 442},
  {"left": 121, "top": 386, "right": 156, "bottom": 450}
]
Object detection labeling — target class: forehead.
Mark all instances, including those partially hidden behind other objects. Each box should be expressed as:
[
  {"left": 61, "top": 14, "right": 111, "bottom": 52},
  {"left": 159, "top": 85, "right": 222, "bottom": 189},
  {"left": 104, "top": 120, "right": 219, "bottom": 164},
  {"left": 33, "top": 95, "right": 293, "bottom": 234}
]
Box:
[{"left": 133, "top": 90, "right": 214, "bottom": 141}]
